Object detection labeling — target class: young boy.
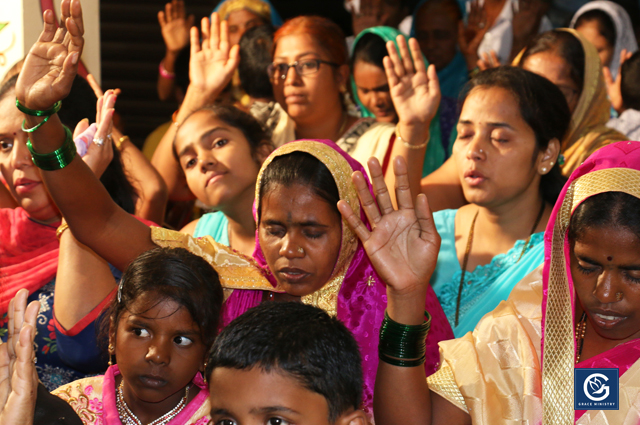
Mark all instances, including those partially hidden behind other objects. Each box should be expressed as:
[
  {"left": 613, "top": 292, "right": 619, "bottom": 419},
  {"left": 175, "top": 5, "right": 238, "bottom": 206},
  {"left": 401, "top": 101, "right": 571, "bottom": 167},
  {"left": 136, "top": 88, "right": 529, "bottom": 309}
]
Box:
[
  {"left": 607, "top": 51, "right": 640, "bottom": 140},
  {"left": 206, "top": 302, "right": 369, "bottom": 425}
]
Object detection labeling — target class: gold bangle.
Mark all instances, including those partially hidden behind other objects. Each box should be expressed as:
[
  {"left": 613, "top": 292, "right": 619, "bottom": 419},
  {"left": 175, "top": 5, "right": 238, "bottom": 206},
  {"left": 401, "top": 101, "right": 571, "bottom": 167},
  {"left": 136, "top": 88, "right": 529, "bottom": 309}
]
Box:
[
  {"left": 56, "top": 219, "right": 69, "bottom": 240},
  {"left": 395, "top": 125, "right": 429, "bottom": 149},
  {"left": 116, "top": 135, "right": 129, "bottom": 151}
]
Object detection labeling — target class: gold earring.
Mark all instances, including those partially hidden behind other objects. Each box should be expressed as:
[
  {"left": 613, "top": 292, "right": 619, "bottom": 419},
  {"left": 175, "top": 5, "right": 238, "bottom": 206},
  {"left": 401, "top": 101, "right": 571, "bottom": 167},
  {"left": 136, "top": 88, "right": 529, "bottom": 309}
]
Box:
[
  {"left": 540, "top": 167, "right": 548, "bottom": 174},
  {"left": 108, "top": 344, "right": 115, "bottom": 366}
]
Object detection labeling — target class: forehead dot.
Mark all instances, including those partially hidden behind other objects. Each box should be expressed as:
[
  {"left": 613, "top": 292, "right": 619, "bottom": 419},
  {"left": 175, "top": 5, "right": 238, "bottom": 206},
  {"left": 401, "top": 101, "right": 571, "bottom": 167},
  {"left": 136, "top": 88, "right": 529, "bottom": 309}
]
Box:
[{"left": 607, "top": 256, "right": 613, "bottom": 261}]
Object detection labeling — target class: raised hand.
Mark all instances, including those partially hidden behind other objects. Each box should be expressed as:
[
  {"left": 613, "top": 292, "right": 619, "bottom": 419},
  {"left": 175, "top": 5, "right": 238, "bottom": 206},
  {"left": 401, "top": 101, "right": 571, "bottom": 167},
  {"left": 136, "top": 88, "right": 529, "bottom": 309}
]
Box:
[
  {"left": 338, "top": 157, "right": 441, "bottom": 298},
  {"left": 188, "top": 13, "right": 240, "bottom": 100},
  {"left": 458, "top": 0, "right": 488, "bottom": 71},
  {"left": 15, "top": 0, "right": 84, "bottom": 110},
  {"left": 0, "top": 290, "right": 39, "bottom": 425},
  {"left": 158, "top": 0, "right": 194, "bottom": 54},
  {"left": 384, "top": 36, "right": 440, "bottom": 128},
  {"left": 81, "top": 90, "right": 116, "bottom": 178},
  {"left": 603, "top": 48, "right": 633, "bottom": 114}
]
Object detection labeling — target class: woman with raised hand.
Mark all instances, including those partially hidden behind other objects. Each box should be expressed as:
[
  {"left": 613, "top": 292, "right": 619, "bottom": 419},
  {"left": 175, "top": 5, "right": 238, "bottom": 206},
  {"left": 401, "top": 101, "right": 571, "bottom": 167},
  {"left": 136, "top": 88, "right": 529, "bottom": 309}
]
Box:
[{"left": 16, "top": 1, "right": 453, "bottom": 416}]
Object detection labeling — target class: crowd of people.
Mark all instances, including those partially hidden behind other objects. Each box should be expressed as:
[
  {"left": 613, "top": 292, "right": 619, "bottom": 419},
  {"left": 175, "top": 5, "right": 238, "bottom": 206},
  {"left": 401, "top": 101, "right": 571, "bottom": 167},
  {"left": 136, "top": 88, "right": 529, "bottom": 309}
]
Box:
[{"left": 0, "top": 0, "right": 639, "bottom": 423}]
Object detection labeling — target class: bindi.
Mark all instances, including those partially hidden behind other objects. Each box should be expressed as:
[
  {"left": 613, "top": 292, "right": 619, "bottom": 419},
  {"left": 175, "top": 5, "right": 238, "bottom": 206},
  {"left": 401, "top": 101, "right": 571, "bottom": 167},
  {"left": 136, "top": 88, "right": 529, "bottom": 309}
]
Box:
[{"left": 607, "top": 256, "right": 613, "bottom": 261}]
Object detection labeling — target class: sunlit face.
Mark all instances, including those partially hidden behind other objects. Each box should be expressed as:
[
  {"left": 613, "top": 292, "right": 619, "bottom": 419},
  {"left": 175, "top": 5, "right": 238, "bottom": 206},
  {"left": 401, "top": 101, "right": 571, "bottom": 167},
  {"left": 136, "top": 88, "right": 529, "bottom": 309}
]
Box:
[
  {"left": 259, "top": 183, "right": 342, "bottom": 297},
  {"left": 175, "top": 110, "right": 264, "bottom": 210},
  {"left": 522, "top": 52, "right": 581, "bottom": 114},
  {"left": 453, "top": 87, "right": 543, "bottom": 208},
  {"left": 576, "top": 20, "right": 614, "bottom": 69},
  {"left": 271, "top": 34, "right": 346, "bottom": 127},
  {"left": 352, "top": 61, "right": 396, "bottom": 123},
  {"left": 209, "top": 367, "right": 333, "bottom": 425},
  {"left": 0, "top": 94, "right": 59, "bottom": 222},
  {"left": 226, "top": 9, "right": 264, "bottom": 46},
  {"left": 414, "top": 4, "right": 459, "bottom": 71},
  {"left": 113, "top": 292, "right": 207, "bottom": 412},
  {"left": 571, "top": 225, "right": 640, "bottom": 342}
]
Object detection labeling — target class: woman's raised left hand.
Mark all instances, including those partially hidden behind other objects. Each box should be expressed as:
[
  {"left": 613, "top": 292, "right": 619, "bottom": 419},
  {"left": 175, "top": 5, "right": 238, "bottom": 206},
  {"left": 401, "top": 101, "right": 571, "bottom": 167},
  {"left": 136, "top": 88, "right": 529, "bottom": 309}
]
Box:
[
  {"left": 338, "top": 157, "right": 441, "bottom": 299},
  {"left": 384, "top": 36, "right": 441, "bottom": 128},
  {"left": 15, "top": 0, "right": 84, "bottom": 110}
]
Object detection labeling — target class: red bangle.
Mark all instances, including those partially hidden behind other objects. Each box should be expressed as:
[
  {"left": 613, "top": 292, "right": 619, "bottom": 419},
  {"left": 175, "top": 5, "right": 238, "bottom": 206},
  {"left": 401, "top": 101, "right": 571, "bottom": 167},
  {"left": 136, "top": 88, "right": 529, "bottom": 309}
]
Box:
[{"left": 159, "top": 60, "right": 176, "bottom": 79}]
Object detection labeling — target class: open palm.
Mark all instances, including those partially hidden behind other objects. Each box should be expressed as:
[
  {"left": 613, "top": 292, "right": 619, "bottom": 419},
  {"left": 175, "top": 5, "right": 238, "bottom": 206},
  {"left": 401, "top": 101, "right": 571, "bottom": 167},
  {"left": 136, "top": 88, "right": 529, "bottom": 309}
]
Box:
[
  {"left": 188, "top": 13, "right": 240, "bottom": 99},
  {"left": 384, "top": 36, "right": 440, "bottom": 127},
  {"left": 338, "top": 157, "right": 441, "bottom": 296},
  {"left": 16, "top": 0, "right": 84, "bottom": 110}
]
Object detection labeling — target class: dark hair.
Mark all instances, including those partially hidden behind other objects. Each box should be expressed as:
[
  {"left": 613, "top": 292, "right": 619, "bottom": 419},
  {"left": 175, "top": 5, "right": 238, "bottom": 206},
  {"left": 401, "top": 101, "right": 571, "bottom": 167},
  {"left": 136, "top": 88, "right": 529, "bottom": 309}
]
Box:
[
  {"left": 206, "top": 302, "right": 363, "bottom": 422},
  {"left": 621, "top": 51, "right": 640, "bottom": 110},
  {"left": 414, "top": 0, "right": 462, "bottom": 22},
  {"left": 174, "top": 104, "right": 271, "bottom": 160},
  {"left": 520, "top": 30, "right": 585, "bottom": 98},
  {"left": 175, "top": 47, "right": 191, "bottom": 95},
  {"left": 0, "top": 74, "right": 18, "bottom": 101},
  {"left": 0, "top": 74, "right": 137, "bottom": 214},
  {"left": 351, "top": 32, "right": 388, "bottom": 70},
  {"left": 460, "top": 67, "right": 571, "bottom": 204},
  {"left": 258, "top": 151, "right": 340, "bottom": 219},
  {"left": 574, "top": 9, "right": 617, "bottom": 49},
  {"left": 569, "top": 192, "right": 640, "bottom": 241},
  {"left": 239, "top": 24, "right": 275, "bottom": 100},
  {"left": 102, "top": 247, "right": 223, "bottom": 351}
]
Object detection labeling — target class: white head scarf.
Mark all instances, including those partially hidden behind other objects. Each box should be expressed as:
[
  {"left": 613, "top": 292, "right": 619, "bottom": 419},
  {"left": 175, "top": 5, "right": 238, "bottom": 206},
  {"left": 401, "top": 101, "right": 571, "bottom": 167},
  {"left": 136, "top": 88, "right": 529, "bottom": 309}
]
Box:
[{"left": 570, "top": 0, "right": 638, "bottom": 79}]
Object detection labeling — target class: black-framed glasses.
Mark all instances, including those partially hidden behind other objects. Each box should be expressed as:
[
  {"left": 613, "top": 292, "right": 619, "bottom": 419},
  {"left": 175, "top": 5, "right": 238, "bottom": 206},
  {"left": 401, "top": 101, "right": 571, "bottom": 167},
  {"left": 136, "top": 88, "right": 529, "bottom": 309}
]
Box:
[{"left": 267, "top": 59, "right": 340, "bottom": 81}]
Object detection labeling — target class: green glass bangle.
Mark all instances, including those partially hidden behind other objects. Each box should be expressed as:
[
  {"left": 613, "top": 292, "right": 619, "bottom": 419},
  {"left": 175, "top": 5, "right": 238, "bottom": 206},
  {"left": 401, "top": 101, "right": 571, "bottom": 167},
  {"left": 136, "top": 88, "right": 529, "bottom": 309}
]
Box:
[
  {"left": 15, "top": 99, "right": 62, "bottom": 117},
  {"left": 27, "top": 125, "right": 76, "bottom": 171},
  {"left": 379, "top": 310, "right": 431, "bottom": 367},
  {"left": 22, "top": 116, "right": 51, "bottom": 133}
]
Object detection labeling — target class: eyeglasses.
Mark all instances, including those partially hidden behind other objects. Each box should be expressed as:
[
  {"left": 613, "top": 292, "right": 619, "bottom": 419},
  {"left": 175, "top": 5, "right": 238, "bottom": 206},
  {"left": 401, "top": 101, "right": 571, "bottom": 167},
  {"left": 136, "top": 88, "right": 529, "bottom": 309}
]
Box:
[{"left": 267, "top": 59, "right": 340, "bottom": 81}]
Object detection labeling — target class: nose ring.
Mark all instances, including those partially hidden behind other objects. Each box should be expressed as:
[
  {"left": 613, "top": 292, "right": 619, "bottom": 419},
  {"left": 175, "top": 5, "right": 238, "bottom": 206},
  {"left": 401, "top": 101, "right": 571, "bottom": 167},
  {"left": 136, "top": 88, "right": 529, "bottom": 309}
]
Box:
[
  {"left": 616, "top": 292, "right": 623, "bottom": 301},
  {"left": 298, "top": 247, "right": 305, "bottom": 254},
  {"left": 479, "top": 149, "right": 484, "bottom": 154}
]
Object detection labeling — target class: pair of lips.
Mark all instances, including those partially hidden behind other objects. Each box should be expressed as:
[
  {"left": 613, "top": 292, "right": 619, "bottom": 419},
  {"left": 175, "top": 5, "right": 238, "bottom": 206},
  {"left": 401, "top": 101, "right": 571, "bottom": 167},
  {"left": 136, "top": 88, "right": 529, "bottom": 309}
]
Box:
[
  {"left": 205, "top": 173, "right": 225, "bottom": 188},
  {"left": 589, "top": 309, "right": 627, "bottom": 329},
  {"left": 277, "top": 267, "right": 310, "bottom": 283},
  {"left": 463, "top": 169, "right": 486, "bottom": 185},
  {"left": 138, "top": 374, "right": 169, "bottom": 388},
  {"left": 13, "top": 177, "right": 40, "bottom": 194}
]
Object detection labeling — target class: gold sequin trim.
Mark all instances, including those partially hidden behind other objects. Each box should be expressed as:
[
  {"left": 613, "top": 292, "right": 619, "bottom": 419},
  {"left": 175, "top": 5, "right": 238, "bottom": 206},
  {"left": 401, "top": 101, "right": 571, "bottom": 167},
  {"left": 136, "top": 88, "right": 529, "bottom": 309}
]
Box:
[{"left": 427, "top": 364, "right": 468, "bottom": 413}]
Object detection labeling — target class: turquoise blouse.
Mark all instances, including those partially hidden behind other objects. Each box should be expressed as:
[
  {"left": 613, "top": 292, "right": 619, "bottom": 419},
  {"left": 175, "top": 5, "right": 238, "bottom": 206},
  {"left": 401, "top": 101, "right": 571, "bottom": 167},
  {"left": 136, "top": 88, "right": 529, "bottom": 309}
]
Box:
[
  {"left": 193, "top": 211, "right": 230, "bottom": 246},
  {"left": 431, "top": 209, "right": 545, "bottom": 337}
]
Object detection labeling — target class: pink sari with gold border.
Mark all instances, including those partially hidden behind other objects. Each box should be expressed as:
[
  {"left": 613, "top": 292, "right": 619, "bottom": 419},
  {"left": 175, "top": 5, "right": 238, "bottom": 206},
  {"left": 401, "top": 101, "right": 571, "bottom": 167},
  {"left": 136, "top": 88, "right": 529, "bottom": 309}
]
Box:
[{"left": 427, "top": 142, "right": 640, "bottom": 424}]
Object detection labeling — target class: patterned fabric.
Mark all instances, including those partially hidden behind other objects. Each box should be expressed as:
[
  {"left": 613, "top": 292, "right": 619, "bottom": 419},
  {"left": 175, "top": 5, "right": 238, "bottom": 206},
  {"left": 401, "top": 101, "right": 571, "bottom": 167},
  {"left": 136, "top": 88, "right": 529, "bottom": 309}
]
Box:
[
  {"left": 153, "top": 140, "right": 455, "bottom": 417},
  {"left": 53, "top": 365, "right": 211, "bottom": 425},
  {"left": 431, "top": 209, "right": 544, "bottom": 337},
  {"left": 570, "top": 1, "right": 638, "bottom": 80},
  {"left": 514, "top": 29, "right": 627, "bottom": 176},
  {"left": 427, "top": 141, "right": 640, "bottom": 424}
]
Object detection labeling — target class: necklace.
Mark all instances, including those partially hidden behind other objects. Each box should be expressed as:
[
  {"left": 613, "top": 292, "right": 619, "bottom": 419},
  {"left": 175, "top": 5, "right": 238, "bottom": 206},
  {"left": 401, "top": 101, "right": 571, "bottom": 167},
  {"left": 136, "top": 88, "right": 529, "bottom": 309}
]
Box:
[
  {"left": 116, "top": 381, "right": 190, "bottom": 425},
  {"left": 454, "top": 201, "right": 546, "bottom": 327},
  {"left": 575, "top": 312, "right": 587, "bottom": 364}
]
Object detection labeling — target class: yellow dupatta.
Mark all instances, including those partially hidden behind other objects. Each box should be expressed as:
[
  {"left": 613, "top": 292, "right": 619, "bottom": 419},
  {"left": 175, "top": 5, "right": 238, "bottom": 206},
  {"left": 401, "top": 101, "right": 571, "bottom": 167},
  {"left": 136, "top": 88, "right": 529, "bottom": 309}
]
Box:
[{"left": 514, "top": 29, "right": 626, "bottom": 176}]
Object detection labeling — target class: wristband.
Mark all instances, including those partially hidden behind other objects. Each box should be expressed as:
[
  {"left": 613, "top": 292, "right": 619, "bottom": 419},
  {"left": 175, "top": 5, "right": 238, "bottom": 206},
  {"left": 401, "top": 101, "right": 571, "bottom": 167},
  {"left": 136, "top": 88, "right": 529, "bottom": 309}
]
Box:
[
  {"left": 379, "top": 310, "right": 431, "bottom": 367},
  {"left": 22, "top": 116, "right": 51, "bottom": 133},
  {"left": 27, "top": 125, "right": 77, "bottom": 171},
  {"left": 16, "top": 99, "right": 62, "bottom": 117},
  {"left": 159, "top": 60, "right": 176, "bottom": 79},
  {"left": 395, "top": 125, "right": 429, "bottom": 150}
]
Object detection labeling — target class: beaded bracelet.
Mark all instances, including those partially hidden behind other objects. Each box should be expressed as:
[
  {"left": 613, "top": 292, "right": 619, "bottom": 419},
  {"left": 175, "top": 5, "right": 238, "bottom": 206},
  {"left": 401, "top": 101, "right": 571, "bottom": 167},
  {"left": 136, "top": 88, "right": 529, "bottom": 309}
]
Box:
[
  {"left": 395, "top": 125, "right": 429, "bottom": 150},
  {"left": 16, "top": 99, "right": 62, "bottom": 117},
  {"left": 159, "top": 60, "right": 176, "bottom": 79},
  {"left": 27, "top": 125, "right": 77, "bottom": 171},
  {"left": 379, "top": 310, "right": 431, "bottom": 367}
]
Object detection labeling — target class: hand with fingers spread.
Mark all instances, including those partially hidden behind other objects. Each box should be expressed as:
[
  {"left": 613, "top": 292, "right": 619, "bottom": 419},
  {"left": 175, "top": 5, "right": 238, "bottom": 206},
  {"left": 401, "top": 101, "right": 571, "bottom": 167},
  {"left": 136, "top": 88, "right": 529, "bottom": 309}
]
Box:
[
  {"left": 384, "top": 36, "right": 440, "bottom": 130},
  {"left": 0, "top": 290, "right": 40, "bottom": 425},
  {"left": 458, "top": 1, "right": 488, "bottom": 71},
  {"left": 604, "top": 48, "right": 633, "bottom": 114},
  {"left": 158, "top": 0, "right": 194, "bottom": 54},
  {"left": 81, "top": 90, "right": 116, "bottom": 178},
  {"left": 15, "top": 0, "right": 84, "bottom": 110},
  {"left": 187, "top": 13, "right": 240, "bottom": 102},
  {"left": 338, "top": 156, "right": 441, "bottom": 298}
]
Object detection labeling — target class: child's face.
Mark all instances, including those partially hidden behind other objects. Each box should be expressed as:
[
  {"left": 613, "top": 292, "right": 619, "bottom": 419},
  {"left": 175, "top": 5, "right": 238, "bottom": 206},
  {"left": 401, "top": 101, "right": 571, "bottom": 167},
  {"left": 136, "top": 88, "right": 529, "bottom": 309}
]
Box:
[
  {"left": 208, "top": 367, "right": 333, "bottom": 425},
  {"left": 113, "top": 292, "right": 207, "bottom": 408},
  {"left": 175, "top": 111, "right": 264, "bottom": 210}
]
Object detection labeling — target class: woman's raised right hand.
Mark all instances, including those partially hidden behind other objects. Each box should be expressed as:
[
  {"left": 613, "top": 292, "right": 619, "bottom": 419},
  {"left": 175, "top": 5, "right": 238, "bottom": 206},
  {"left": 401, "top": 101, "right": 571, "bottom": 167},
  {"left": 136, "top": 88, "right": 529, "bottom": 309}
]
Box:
[
  {"left": 188, "top": 13, "right": 240, "bottom": 100},
  {"left": 15, "top": 0, "right": 84, "bottom": 110}
]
